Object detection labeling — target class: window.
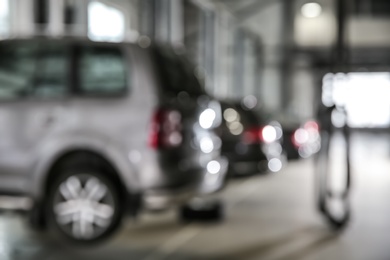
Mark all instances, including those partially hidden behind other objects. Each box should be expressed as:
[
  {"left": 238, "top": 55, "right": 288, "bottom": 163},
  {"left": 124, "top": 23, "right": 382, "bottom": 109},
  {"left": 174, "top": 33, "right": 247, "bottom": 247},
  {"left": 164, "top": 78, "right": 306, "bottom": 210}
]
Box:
[
  {"left": 184, "top": 1, "right": 201, "bottom": 63},
  {"left": 0, "top": 43, "right": 36, "bottom": 99},
  {"left": 88, "top": 1, "right": 125, "bottom": 42},
  {"left": 0, "top": 42, "right": 69, "bottom": 100},
  {"left": 0, "top": 0, "right": 9, "bottom": 37},
  {"left": 77, "top": 46, "right": 127, "bottom": 94},
  {"left": 33, "top": 43, "right": 68, "bottom": 98},
  {"left": 322, "top": 72, "right": 390, "bottom": 128}
]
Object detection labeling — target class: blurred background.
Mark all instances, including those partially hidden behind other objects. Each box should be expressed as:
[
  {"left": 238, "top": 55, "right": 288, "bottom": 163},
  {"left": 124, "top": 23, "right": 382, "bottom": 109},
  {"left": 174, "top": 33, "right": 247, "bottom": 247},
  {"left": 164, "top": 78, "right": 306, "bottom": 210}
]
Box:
[
  {"left": 1, "top": 0, "right": 390, "bottom": 123},
  {"left": 1, "top": 0, "right": 390, "bottom": 259}
]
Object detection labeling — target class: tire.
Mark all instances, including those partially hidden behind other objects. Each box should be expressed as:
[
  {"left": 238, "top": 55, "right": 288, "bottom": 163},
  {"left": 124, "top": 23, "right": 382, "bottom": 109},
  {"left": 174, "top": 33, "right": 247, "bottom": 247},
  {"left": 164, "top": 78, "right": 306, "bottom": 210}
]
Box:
[
  {"left": 46, "top": 160, "right": 123, "bottom": 245},
  {"left": 28, "top": 203, "right": 47, "bottom": 231},
  {"left": 316, "top": 129, "right": 351, "bottom": 230},
  {"left": 179, "top": 199, "right": 224, "bottom": 223}
]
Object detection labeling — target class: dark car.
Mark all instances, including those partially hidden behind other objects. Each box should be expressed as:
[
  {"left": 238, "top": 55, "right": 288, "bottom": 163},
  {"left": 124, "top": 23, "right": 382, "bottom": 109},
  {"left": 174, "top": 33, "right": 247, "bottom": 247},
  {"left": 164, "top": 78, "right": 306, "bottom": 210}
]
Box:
[
  {"left": 277, "top": 114, "right": 321, "bottom": 160},
  {"left": 218, "top": 102, "right": 285, "bottom": 176}
]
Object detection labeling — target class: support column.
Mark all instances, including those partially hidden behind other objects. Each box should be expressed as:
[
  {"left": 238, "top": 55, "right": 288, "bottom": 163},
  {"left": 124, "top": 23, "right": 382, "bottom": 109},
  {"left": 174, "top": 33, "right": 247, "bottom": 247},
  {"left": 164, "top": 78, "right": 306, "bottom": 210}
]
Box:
[
  {"left": 334, "top": 0, "right": 349, "bottom": 72},
  {"left": 170, "top": 0, "right": 184, "bottom": 46},
  {"left": 48, "top": 0, "right": 65, "bottom": 36},
  {"left": 0, "top": 0, "right": 10, "bottom": 37},
  {"left": 154, "top": 0, "right": 170, "bottom": 43},
  {"left": 280, "top": 0, "right": 294, "bottom": 111},
  {"left": 9, "top": 0, "right": 34, "bottom": 36},
  {"left": 73, "top": 0, "right": 89, "bottom": 36},
  {"left": 139, "top": 0, "right": 155, "bottom": 38}
]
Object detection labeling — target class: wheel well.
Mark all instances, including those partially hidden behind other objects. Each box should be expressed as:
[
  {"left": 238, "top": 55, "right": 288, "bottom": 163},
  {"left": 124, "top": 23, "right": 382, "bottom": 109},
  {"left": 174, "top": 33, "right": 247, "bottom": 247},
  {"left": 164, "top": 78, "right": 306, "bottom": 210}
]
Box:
[
  {"left": 30, "top": 149, "right": 140, "bottom": 230},
  {"left": 47, "top": 150, "right": 125, "bottom": 193},
  {"left": 43, "top": 150, "right": 131, "bottom": 212}
]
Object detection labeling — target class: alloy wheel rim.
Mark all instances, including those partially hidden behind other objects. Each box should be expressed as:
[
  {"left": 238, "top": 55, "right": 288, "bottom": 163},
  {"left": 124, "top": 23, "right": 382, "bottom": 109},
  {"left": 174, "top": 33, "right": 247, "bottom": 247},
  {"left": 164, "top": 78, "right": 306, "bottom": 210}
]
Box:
[{"left": 53, "top": 174, "right": 115, "bottom": 240}]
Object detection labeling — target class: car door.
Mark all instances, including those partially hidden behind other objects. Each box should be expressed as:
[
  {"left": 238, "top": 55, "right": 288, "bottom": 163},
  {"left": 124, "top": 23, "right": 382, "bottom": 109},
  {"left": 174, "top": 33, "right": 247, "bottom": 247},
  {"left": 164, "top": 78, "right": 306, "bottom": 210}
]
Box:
[{"left": 0, "top": 40, "right": 70, "bottom": 194}]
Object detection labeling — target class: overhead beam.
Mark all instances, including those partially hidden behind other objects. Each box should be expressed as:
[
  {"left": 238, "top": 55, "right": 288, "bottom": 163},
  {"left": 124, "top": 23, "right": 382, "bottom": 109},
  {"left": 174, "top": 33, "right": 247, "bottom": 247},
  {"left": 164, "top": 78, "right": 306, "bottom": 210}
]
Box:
[
  {"left": 280, "top": 0, "right": 294, "bottom": 110},
  {"left": 235, "top": 0, "right": 280, "bottom": 23}
]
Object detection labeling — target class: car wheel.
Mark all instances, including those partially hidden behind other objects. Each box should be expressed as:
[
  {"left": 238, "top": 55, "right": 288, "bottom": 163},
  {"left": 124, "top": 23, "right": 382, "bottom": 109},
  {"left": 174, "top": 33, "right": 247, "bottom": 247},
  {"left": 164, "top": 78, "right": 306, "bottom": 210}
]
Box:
[
  {"left": 179, "top": 198, "right": 224, "bottom": 223},
  {"left": 28, "top": 203, "right": 47, "bottom": 231},
  {"left": 47, "top": 164, "right": 122, "bottom": 244}
]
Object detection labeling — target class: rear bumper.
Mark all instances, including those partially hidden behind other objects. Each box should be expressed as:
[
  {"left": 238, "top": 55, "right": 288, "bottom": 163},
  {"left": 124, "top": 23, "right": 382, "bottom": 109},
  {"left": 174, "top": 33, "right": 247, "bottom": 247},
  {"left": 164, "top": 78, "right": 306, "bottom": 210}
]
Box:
[
  {"left": 230, "top": 161, "right": 268, "bottom": 175},
  {"left": 197, "top": 156, "right": 229, "bottom": 195},
  {"left": 143, "top": 184, "right": 197, "bottom": 211},
  {"left": 223, "top": 141, "right": 283, "bottom": 163},
  {"left": 142, "top": 156, "right": 229, "bottom": 210}
]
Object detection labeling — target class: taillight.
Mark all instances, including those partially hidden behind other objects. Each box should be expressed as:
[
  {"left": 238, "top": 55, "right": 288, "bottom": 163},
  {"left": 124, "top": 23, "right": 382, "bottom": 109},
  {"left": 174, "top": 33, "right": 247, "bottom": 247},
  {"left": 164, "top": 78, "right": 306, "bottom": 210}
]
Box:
[
  {"left": 292, "top": 128, "right": 307, "bottom": 148},
  {"left": 304, "top": 121, "right": 319, "bottom": 132},
  {"left": 243, "top": 127, "right": 261, "bottom": 144},
  {"left": 292, "top": 121, "right": 320, "bottom": 148},
  {"left": 243, "top": 125, "right": 277, "bottom": 144},
  {"left": 149, "top": 108, "right": 183, "bottom": 149}
]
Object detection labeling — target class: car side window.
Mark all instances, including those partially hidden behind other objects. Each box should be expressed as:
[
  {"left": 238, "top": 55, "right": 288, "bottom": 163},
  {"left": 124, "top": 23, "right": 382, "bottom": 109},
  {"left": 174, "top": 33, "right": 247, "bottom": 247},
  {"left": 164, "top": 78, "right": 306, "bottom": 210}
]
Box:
[
  {"left": 0, "top": 43, "right": 36, "bottom": 99},
  {"left": 77, "top": 46, "right": 127, "bottom": 95},
  {"left": 0, "top": 42, "right": 69, "bottom": 100},
  {"left": 32, "top": 43, "right": 69, "bottom": 98}
]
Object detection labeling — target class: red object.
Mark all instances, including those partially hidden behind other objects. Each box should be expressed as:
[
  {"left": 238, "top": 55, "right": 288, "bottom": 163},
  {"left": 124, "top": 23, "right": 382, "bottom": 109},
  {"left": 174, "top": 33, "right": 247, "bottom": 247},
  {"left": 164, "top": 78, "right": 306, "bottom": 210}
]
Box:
[
  {"left": 243, "top": 126, "right": 263, "bottom": 144},
  {"left": 292, "top": 120, "right": 319, "bottom": 148},
  {"left": 291, "top": 130, "right": 300, "bottom": 148},
  {"left": 149, "top": 108, "right": 183, "bottom": 149},
  {"left": 304, "top": 121, "right": 319, "bottom": 131}
]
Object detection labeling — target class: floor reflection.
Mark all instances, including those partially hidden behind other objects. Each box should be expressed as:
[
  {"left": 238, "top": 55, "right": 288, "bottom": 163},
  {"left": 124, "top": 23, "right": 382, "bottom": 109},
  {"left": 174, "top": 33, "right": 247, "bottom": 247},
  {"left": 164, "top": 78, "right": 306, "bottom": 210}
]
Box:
[{"left": 0, "top": 132, "right": 390, "bottom": 260}]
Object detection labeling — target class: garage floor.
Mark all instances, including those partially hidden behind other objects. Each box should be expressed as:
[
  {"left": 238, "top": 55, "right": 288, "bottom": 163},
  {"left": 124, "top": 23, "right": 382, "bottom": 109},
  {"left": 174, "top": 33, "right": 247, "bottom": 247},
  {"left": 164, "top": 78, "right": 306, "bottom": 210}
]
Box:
[{"left": 1, "top": 132, "right": 390, "bottom": 260}]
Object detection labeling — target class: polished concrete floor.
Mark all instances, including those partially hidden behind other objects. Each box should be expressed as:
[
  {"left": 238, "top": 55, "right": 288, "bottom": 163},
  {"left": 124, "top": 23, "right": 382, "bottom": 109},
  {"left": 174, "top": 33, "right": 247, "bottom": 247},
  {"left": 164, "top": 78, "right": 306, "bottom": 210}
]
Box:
[{"left": 1, "top": 132, "right": 390, "bottom": 260}]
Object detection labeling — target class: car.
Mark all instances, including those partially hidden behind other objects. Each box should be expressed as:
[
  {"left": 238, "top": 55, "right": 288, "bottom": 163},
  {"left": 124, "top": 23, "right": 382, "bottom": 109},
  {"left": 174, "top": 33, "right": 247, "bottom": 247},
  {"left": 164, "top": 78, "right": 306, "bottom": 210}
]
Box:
[
  {"left": 218, "top": 101, "right": 285, "bottom": 176},
  {"left": 277, "top": 114, "right": 321, "bottom": 160},
  {"left": 290, "top": 120, "right": 321, "bottom": 159},
  {"left": 0, "top": 37, "right": 228, "bottom": 243}
]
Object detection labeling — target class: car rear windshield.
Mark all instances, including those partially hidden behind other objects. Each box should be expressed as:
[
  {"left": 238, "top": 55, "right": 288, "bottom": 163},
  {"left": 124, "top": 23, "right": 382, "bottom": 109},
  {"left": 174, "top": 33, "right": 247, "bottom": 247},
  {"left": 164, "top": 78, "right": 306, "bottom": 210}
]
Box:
[{"left": 154, "top": 48, "right": 205, "bottom": 97}]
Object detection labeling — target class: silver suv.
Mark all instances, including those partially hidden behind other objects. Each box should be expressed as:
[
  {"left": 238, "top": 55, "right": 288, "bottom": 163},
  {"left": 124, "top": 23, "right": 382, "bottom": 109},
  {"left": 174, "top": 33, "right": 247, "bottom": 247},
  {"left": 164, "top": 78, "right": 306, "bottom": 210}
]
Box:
[{"left": 0, "top": 37, "right": 227, "bottom": 243}]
